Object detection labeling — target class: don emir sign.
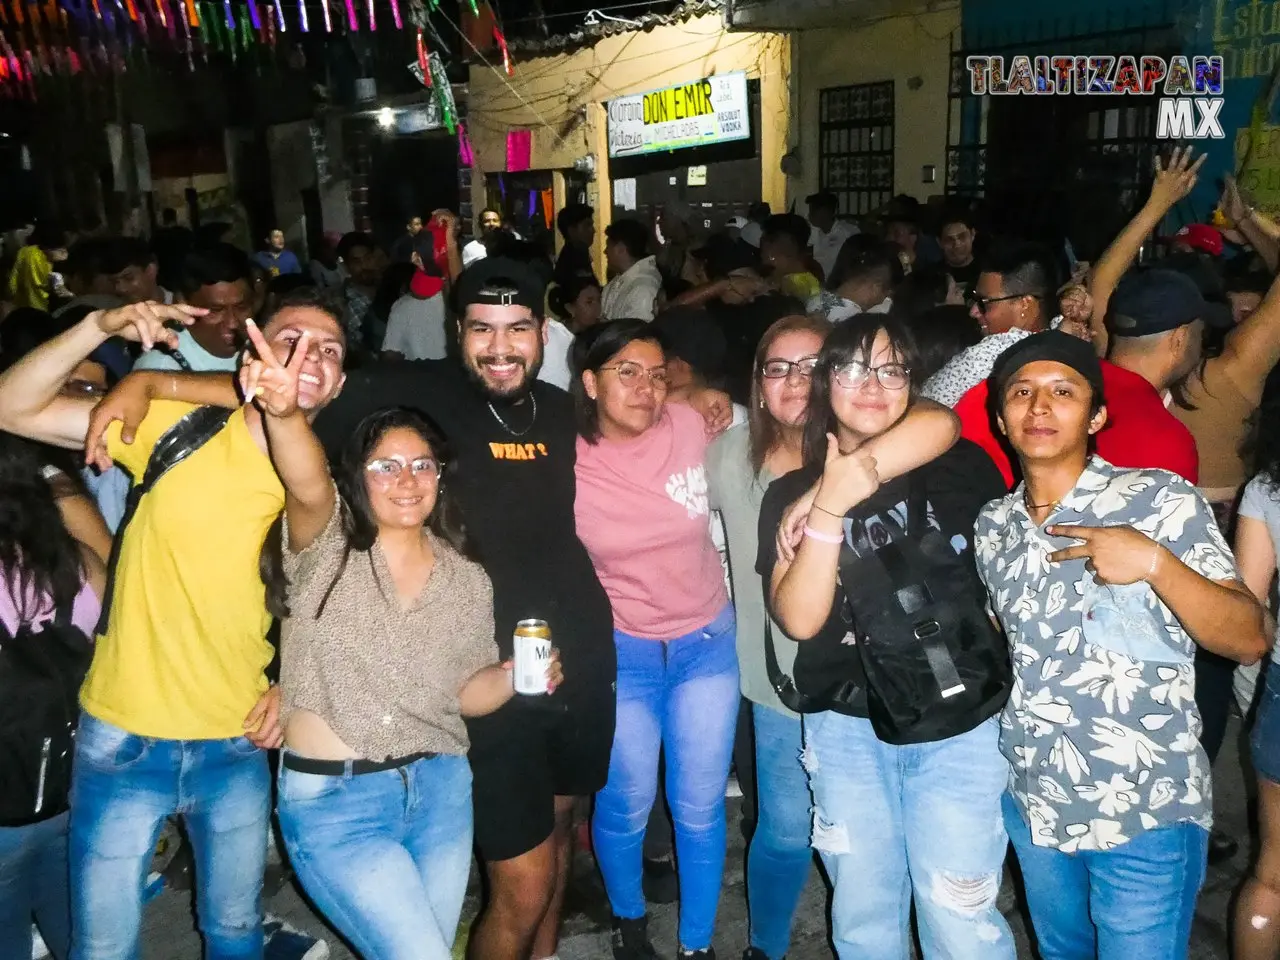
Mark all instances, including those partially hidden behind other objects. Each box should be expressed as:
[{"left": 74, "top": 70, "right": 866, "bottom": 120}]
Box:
[{"left": 607, "top": 71, "right": 750, "bottom": 159}]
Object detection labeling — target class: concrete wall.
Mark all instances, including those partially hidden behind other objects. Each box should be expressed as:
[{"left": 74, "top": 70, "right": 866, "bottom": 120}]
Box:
[
  {"left": 467, "top": 14, "right": 790, "bottom": 273},
  {"left": 790, "top": 5, "right": 959, "bottom": 207}
]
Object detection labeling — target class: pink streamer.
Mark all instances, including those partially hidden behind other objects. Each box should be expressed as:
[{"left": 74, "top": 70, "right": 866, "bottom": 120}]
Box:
[
  {"left": 458, "top": 122, "right": 474, "bottom": 166},
  {"left": 364, "top": 0, "right": 372, "bottom": 28},
  {"left": 387, "top": 0, "right": 398, "bottom": 28},
  {"left": 342, "top": 0, "right": 353, "bottom": 31}
]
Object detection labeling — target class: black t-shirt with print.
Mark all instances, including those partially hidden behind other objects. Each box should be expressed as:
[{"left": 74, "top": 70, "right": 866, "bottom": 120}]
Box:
[
  {"left": 312, "top": 359, "right": 615, "bottom": 700},
  {"left": 947, "top": 260, "right": 982, "bottom": 300},
  {"left": 756, "top": 440, "right": 1004, "bottom": 717}
]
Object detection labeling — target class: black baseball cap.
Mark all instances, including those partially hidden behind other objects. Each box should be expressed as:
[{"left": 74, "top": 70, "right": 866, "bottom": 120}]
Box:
[
  {"left": 454, "top": 256, "right": 545, "bottom": 315},
  {"left": 1108, "top": 268, "right": 1232, "bottom": 338},
  {"left": 990, "top": 330, "right": 1106, "bottom": 405},
  {"left": 805, "top": 190, "right": 838, "bottom": 211}
]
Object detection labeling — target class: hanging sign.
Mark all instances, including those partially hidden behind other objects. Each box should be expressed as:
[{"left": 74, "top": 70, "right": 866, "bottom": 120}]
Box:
[{"left": 606, "top": 70, "right": 749, "bottom": 159}]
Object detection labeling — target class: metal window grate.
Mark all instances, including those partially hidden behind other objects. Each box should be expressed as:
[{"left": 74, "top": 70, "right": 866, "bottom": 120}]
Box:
[{"left": 818, "top": 81, "right": 895, "bottom": 216}]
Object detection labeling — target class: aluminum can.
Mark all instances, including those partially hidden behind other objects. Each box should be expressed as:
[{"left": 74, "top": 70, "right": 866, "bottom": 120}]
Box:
[{"left": 513, "top": 619, "right": 552, "bottom": 695}]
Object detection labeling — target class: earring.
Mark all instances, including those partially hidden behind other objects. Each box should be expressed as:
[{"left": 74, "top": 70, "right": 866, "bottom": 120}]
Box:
[{"left": 758, "top": 397, "right": 765, "bottom": 408}]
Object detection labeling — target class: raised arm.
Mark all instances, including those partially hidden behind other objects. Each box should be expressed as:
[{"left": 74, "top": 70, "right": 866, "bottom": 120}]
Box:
[
  {"left": 433, "top": 209, "right": 465, "bottom": 282},
  {"left": 241, "top": 320, "right": 335, "bottom": 552},
  {"left": 0, "top": 301, "right": 205, "bottom": 449},
  {"left": 1089, "top": 147, "right": 1206, "bottom": 355},
  {"left": 1222, "top": 176, "right": 1280, "bottom": 271},
  {"left": 775, "top": 397, "right": 959, "bottom": 562},
  {"left": 1220, "top": 258, "right": 1280, "bottom": 399},
  {"left": 771, "top": 434, "right": 879, "bottom": 639}
]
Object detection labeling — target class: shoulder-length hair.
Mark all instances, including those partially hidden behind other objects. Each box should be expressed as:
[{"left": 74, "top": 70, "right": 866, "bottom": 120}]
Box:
[
  {"left": 261, "top": 407, "right": 476, "bottom": 619},
  {"left": 570, "top": 319, "right": 665, "bottom": 443},
  {"left": 747, "top": 314, "right": 833, "bottom": 476},
  {"left": 801, "top": 313, "right": 923, "bottom": 471}
]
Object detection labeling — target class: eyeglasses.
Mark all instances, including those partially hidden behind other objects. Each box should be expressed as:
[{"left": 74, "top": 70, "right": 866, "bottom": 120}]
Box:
[
  {"left": 599, "top": 361, "right": 669, "bottom": 388},
  {"left": 365, "top": 456, "right": 441, "bottom": 483},
  {"left": 832, "top": 361, "right": 911, "bottom": 391},
  {"left": 761, "top": 357, "right": 819, "bottom": 379},
  {"left": 966, "top": 291, "right": 1030, "bottom": 314}
]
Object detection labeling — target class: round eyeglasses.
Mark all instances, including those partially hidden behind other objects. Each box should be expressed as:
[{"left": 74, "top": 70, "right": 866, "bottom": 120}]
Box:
[
  {"left": 832, "top": 361, "right": 911, "bottom": 391},
  {"left": 761, "top": 357, "right": 819, "bottom": 379},
  {"left": 365, "top": 456, "right": 441, "bottom": 483}
]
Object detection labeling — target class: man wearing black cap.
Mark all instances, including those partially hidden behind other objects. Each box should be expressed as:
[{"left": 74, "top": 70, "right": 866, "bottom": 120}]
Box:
[
  {"left": 805, "top": 190, "right": 858, "bottom": 281},
  {"left": 976, "top": 331, "right": 1267, "bottom": 959},
  {"left": 303, "top": 256, "right": 614, "bottom": 960}
]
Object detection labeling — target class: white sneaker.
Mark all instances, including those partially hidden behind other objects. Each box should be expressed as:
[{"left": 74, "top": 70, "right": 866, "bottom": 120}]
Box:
[
  {"left": 31, "top": 927, "right": 49, "bottom": 960},
  {"left": 263, "top": 915, "right": 329, "bottom": 960},
  {"left": 725, "top": 774, "right": 743, "bottom": 799}
]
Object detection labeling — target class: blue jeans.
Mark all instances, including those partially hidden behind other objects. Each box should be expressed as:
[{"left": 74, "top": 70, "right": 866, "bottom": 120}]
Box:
[
  {"left": 746, "top": 703, "right": 812, "bottom": 960},
  {"left": 1003, "top": 793, "right": 1207, "bottom": 959},
  {"left": 592, "top": 606, "right": 739, "bottom": 951},
  {"left": 69, "top": 713, "right": 270, "bottom": 960},
  {"left": 0, "top": 811, "right": 71, "bottom": 960},
  {"left": 277, "top": 753, "right": 474, "bottom": 960},
  {"left": 803, "top": 712, "right": 1014, "bottom": 959}
]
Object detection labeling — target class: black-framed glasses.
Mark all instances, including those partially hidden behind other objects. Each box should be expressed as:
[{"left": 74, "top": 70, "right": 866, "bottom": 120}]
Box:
[
  {"left": 365, "top": 456, "right": 441, "bottom": 483},
  {"left": 832, "top": 361, "right": 911, "bottom": 391},
  {"left": 761, "top": 357, "right": 819, "bottom": 379},
  {"left": 599, "top": 361, "right": 669, "bottom": 388},
  {"left": 966, "top": 291, "right": 1031, "bottom": 314}
]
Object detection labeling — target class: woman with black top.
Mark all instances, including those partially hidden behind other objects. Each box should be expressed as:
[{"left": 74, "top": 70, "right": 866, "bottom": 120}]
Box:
[{"left": 758, "top": 314, "right": 1013, "bottom": 959}]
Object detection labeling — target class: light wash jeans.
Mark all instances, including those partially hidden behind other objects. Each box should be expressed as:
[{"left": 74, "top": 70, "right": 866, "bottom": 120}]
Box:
[
  {"left": 0, "top": 811, "right": 71, "bottom": 960},
  {"left": 802, "top": 711, "right": 1014, "bottom": 959},
  {"left": 69, "top": 712, "right": 270, "bottom": 960},
  {"left": 746, "top": 703, "right": 812, "bottom": 960},
  {"left": 592, "top": 605, "right": 739, "bottom": 952},
  {"left": 1004, "top": 793, "right": 1207, "bottom": 959},
  {"left": 277, "top": 752, "right": 474, "bottom": 960}
]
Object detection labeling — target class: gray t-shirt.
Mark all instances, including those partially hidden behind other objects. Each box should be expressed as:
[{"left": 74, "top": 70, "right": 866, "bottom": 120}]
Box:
[
  {"left": 1239, "top": 475, "right": 1280, "bottom": 664},
  {"left": 706, "top": 423, "right": 794, "bottom": 716}
]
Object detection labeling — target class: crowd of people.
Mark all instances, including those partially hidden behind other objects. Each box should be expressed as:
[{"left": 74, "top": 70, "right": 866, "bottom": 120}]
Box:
[{"left": 3, "top": 140, "right": 1280, "bottom": 960}]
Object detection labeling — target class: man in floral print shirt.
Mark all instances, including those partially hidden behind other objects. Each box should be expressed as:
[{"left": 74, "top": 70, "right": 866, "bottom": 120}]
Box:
[{"left": 974, "top": 331, "right": 1268, "bottom": 958}]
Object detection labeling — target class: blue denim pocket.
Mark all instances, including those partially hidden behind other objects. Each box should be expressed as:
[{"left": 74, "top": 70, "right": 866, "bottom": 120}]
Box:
[
  {"left": 1081, "top": 580, "right": 1190, "bottom": 665},
  {"left": 74, "top": 714, "right": 151, "bottom": 772},
  {"left": 278, "top": 764, "right": 347, "bottom": 804}
]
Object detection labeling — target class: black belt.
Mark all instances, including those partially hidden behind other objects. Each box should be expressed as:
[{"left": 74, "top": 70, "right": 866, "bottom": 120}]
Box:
[{"left": 282, "top": 751, "right": 437, "bottom": 776}]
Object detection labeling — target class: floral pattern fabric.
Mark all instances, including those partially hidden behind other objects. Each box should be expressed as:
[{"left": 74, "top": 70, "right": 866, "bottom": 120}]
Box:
[{"left": 974, "top": 457, "right": 1237, "bottom": 851}]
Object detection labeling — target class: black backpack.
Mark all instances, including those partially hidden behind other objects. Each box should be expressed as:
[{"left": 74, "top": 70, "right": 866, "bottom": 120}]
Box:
[
  {"left": 839, "top": 472, "right": 1012, "bottom": 745},
  {"left": 0, "top": 603, "right": 92, "bottom": 825}
]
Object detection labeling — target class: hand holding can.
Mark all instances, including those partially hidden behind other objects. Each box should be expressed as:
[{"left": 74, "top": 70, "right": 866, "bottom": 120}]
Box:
[{"left": 513, "top": 619, "right": 559, "bottom": 695}]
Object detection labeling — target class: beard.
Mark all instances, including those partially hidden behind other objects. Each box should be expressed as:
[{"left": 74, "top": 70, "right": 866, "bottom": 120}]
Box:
[{"left": 463, "top": 351, "right": 544, "bottom": 401}]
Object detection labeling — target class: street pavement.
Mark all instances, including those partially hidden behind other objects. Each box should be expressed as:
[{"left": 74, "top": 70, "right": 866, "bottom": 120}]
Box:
[{"left": 140, "top": 716, "right": 1255, "bottom": 959}]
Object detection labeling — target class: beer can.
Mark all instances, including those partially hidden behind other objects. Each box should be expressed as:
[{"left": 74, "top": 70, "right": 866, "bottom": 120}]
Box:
[{"left": 513, "top": 619, "right": 552, "bottom": 696}]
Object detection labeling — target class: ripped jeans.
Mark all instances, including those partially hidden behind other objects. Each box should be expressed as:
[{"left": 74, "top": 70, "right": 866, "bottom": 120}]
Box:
[{"left": 802, "top": 711, "right": 1014, "bottom": 959}]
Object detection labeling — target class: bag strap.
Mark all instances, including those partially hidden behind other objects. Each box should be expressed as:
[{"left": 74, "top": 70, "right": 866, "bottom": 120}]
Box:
[{"left": 94, "top": 405, "right": 234, "bottom": 636}]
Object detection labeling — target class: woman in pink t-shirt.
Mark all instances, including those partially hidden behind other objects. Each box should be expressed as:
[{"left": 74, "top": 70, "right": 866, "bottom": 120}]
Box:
[{"left": 572, "top": 320, "right": 737, "bottom": 960}]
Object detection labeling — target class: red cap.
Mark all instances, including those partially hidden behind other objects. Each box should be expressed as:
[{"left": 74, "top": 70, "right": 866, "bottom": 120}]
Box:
[
  {"left": 1168, "top": 223, "right": 1223, "bottom": 257},
  {"left": 409, "top": 269, "right": 444, "bottom": 299}
]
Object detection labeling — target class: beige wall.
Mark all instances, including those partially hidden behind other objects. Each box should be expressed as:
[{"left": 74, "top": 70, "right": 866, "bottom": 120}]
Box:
[
  {"left": 790, "top": 6, "right": 958, "bottom": 207},
  {"left": 467, "top": 14, "right": 790, "bottom": 273}
]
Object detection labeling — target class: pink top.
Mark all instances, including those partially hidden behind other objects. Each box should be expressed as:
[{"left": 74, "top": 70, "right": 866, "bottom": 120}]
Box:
[
  {"left": 575, "top": 403, "right": 729, "bottom": 640},
  {"left": 0, "top": 569, "right": 100, "bottom": 638}
]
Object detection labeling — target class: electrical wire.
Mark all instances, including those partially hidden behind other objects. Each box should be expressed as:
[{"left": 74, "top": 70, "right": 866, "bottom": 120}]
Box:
[{"left": 499, "top": 0, "right": 682, "bottom": 26}]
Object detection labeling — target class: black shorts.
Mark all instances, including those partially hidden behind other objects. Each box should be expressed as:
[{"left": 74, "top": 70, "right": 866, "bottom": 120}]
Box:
[{"left": 467, "top": 689, "right": 615, "bottom": 861}]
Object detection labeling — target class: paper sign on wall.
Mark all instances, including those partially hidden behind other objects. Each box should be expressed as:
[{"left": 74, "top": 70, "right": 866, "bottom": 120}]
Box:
[
  {"left": 614, "top": 178, "right": 637, "bottom": 211},
  {"left": 607, "top": 71, "right": 751, "bottom": 159},
  {"left": 687, "top": 165, "right": 707, "bottom": 186}
]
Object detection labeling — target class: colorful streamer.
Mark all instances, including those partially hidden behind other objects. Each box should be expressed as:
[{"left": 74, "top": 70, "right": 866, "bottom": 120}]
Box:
[
  {"left": 183, "top": 0, "right": 197, "bottom": 28},
  {"left": 364, "top": 0, "right": 372, "bottom": 29},
  {"left": 296, "top": 0, "right": 306, "bottom": 31},
  {"left": 271, "top": 0, "right": 282, "bottom": 31},
  {"left": 388, "top": 0, "right": 399, "bottom": 30},
  {"left": 341, "top": 0, "right": 353, "bottom": 32},
  {"left": 245, "top": 0, "right": 258, "bottom": 28},
  {"left": 492, "top": 24, "right": 510, "bottom": 76},
  {"left": 318, "top": 0, "right": 328, "bottom": 31},
  {"left": 415, "top": 25, "right": 427, "bottom": 84}
]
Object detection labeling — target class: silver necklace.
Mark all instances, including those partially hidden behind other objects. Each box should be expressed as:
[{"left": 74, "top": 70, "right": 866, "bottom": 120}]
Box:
[{"left": 487, "top": 393, "right": 538, "bottom": 436}]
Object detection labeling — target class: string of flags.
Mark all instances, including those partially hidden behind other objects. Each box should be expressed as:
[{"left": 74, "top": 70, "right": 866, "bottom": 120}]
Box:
[{"left": 0, "top": 0, "right": 512, "bottom": 99}]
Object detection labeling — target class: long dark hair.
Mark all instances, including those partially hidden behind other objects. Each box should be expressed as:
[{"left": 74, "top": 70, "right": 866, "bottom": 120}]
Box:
[
  {"left": 801, "top": 314, "right": 923, "bottom": 471},
  {"left": 0, "top": 433, "right": 85, "bottom": 624},
  {"left": 747, "top": 314, "right": 832, "bottom": 476},
  {"left": 261, "top": 407, "right": 476, "bottom": 619},
  {"left": 1250, "top": 392, "right": 1280, "bottom": 498}
]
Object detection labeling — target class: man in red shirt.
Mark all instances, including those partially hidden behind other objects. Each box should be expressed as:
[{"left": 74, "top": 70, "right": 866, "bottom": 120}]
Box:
[{"left": 955, "top": 269, "right": 1228, "bottom": 487}]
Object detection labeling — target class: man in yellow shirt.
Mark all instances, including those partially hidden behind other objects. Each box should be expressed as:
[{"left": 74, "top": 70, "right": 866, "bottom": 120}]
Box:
[
  {"left": 760, "top": 214, "right": 823, "bottom": 301},
  {"left": 0, "top": 292, "right": 347, "bottom": 959}
]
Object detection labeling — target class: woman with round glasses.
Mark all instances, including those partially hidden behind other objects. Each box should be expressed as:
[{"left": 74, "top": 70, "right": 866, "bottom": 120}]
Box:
[
  {"left": 760, "top": 314, "right": 1013, "bottom": 959},
  {"left": 571, "top": 319, "right": 736, "bottom": 960},
  {"left": 242, "top": 323, "right": 536, "bottom": 959}
]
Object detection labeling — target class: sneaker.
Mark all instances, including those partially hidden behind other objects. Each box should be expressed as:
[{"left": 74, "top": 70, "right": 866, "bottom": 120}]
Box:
[
  {"left": 263, "top": 916, "right": 330, "bottom": 960},
  {"left": 1208, "top": 827, "right": 1239, "bottom": 865},
  {"left": 742, "top": 950, "right": 776, "bottom": 960},
  {"left": 725, "top": 774, "right": 743, "bottom": 799},
  {"left": 611, "top": 915, "right": 661, "bottom": 960},
  {"left": 31, "top": 927, "right": 49, "bottom": 960},
  {"left": 678, "top": 949, "right": 716, "bottom": 959},
  {"left": 642, "top": 856, "right": 679, "bottom": 905}
]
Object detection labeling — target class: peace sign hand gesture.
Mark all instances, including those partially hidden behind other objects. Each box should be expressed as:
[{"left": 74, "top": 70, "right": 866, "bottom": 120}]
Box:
[
  {"left": 239, "top": 318, "right": 309, "bottom": 420},
  {"left": 1046, "top": 524, "right": 1165, "bottom": 585}
]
